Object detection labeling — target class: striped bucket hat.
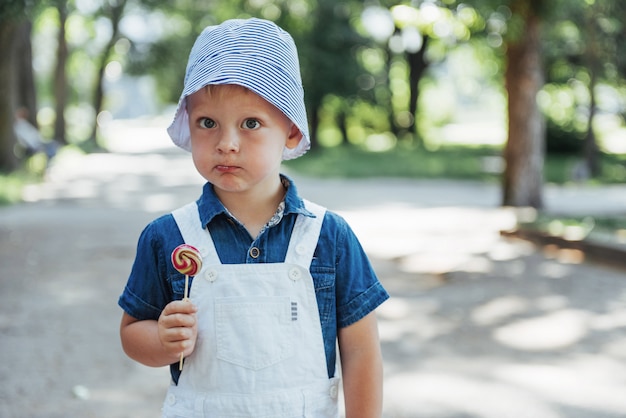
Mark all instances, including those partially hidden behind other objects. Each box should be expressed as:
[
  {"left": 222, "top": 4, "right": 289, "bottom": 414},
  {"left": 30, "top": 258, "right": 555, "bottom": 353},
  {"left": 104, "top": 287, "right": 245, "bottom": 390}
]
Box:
[{"left": 167, "top": 18, "right": 310, "bottom": 160}]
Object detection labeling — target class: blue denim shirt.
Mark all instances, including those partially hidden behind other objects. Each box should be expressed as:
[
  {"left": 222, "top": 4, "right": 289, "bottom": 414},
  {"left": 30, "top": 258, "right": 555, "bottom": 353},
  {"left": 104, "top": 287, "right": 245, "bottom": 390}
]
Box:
[{"left": 119, "top": 176, "right": 389, "bottom": 384}]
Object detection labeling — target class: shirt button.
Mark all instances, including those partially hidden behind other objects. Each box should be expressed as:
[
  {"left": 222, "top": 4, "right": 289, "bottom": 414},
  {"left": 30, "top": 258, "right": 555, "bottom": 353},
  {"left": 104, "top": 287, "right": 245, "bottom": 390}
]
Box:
[
  {"left": 289, "top": 267, "right": 301, "bottom": 281},
  {"left": 249, "top": 247, "right": 260, "bottom": 258},
  {"left": 166, "top": 393, "right": 176, "bottom": 405},
  {"left": 295, "top": 244, "right": 306, "bottom": 255}
]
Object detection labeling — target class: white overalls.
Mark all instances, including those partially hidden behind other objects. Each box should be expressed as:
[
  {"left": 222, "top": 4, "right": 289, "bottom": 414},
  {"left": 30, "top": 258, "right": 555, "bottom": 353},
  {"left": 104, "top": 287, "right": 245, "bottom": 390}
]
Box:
[{"left": 163, "top": 201, "right": 340, "bottom": 418}]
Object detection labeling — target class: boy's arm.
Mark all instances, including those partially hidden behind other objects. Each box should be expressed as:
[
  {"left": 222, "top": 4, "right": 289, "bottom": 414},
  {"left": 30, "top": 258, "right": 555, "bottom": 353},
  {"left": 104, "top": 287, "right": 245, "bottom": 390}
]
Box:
[
  {"left": 338, "top": 312, "right": 384, "bottom": 418},
  {"left": 120, "top": 300, "right": 198, "bottom": 367}
]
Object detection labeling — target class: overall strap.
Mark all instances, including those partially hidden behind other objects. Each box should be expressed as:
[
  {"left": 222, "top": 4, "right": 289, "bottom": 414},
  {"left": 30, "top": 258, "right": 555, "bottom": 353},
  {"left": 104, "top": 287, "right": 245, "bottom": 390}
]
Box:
[
  {"left": 171, "top": 202, "right": 220, "bottom": 265},
  {"left": 285, "top": 199, "right": 327, "bottom": 267}
]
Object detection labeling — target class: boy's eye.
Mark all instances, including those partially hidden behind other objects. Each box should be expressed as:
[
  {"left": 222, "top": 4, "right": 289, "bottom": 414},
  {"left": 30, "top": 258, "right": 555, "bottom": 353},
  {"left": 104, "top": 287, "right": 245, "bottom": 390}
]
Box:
[
  {"left": 199, "top": 118, "right": 216, "bottom": 129},
  {"left": 242, "top": 119, "right": 260, "bottom": 130}
]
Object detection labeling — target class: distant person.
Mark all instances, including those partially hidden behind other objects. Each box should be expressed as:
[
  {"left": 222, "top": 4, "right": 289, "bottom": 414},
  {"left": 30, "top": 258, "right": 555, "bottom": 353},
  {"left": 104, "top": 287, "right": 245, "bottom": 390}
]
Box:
[
  {"left": 118, "top": 18, "right": 389, "bottom": 418},
  {"left": 13, "top": 107, "right": 58, "bottom": 162}
]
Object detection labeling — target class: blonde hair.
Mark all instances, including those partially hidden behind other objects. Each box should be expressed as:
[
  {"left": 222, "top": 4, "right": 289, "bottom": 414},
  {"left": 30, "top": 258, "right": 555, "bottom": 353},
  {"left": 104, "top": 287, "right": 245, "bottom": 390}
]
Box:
[
  {"left": 205, "top": 84, "right": 253, "bottom": 99},
  {"left": 186, "top": 84, "right": 253, "bottom": 111}
]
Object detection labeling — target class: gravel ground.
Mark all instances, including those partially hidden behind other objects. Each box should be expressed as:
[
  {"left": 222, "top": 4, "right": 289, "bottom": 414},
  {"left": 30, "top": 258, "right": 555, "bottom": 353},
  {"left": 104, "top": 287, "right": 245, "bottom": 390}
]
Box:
[{"left": 1, "top": 118, "right": 626, "bottom": 417}]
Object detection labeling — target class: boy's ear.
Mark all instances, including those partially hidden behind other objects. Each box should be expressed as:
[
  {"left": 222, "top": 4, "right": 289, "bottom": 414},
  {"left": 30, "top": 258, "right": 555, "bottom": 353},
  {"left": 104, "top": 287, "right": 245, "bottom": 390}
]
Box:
[{"left": 285, "top": 123, "right": 303, "bottom": 150}]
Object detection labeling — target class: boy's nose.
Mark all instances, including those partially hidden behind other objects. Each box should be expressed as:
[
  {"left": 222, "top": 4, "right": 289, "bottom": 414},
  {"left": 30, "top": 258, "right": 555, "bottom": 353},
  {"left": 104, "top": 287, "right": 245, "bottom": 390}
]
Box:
[{"left": 216, "top": 130, "right": 239, "bottom": 153}]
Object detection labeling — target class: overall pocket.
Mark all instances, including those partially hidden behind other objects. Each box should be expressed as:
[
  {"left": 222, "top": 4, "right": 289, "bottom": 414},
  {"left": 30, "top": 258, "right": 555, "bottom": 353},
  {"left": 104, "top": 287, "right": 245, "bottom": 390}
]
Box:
[{"left": 215, "top": 296, "right": 295, "bottom": 370}]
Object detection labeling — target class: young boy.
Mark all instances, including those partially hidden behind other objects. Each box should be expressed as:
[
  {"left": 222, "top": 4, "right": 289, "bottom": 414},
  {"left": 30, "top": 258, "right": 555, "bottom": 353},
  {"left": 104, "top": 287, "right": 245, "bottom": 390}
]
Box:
[{"left": 118, "top": 18, "right": 389, "bottom": 418}]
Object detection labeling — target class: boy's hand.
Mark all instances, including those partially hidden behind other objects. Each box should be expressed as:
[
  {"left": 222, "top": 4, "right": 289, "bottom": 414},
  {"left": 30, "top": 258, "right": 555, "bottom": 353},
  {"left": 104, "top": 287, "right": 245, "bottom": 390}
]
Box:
[{"left": 158, "top": 300, "right": 198, "bottom": 359}]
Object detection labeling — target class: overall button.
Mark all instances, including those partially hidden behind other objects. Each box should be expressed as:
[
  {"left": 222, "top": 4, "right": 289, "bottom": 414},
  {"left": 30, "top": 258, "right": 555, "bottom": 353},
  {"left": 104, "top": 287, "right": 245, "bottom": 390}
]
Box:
[
  {"left": 249, "top": 247, "right": 260, "bottom": 258},
  {"left": 329, "top": 384, "right": 339, "bottom": 399},
  {"left": 289, "top": 267, "right": 301, "bottom": 281},
  {"left": 205, "top": 269, "right": 218, "bottom": 282}
]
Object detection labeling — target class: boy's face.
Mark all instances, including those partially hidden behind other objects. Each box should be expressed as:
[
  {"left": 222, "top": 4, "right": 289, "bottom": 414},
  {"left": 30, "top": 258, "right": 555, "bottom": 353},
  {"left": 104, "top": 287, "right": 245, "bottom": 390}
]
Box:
[{"left": 187, "top": 85, "right": 302, "bottom": 197}]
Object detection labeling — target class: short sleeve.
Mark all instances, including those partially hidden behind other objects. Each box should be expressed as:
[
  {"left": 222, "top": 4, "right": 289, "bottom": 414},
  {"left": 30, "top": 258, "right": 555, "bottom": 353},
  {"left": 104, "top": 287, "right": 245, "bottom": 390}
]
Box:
[{"left": 118, "top": 216, "right": 177, "bottom": 320}]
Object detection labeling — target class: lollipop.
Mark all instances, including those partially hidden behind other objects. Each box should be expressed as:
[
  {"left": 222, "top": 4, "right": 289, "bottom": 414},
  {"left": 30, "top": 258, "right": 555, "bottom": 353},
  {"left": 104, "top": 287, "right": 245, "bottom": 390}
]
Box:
[
  {"left": 171, "top": 244, "right": 203, "bottom": 370},
  {"left": 171, "top": 244, "right": 203, "bottom": 300}
]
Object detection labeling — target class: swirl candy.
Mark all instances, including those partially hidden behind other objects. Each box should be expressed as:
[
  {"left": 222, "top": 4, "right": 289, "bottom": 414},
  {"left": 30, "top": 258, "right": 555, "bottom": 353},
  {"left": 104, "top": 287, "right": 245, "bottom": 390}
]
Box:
[{"left": 171, "top": 244, "right": 203, "bottom": 277}]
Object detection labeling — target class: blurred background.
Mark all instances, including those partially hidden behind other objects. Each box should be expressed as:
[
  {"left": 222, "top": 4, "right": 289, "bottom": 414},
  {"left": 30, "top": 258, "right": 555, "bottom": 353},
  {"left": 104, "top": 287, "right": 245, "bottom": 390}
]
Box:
[
  {"left": 1, "top": 1, "right": 626, "bottom": 417},
  {"left": 1, "top": 0, "right": 625, "bottom": 204}
]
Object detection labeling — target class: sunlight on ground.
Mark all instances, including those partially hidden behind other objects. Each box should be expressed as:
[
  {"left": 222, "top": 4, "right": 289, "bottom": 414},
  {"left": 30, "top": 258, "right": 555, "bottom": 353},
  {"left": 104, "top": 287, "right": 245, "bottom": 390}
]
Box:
[
  {"left": 493, "top": 310, "right": 589, "bottom": 351},
  {"left": 22, "top": 123, "right": 204, "bottom": 211},
  {"left": 339, "top": 205, "right": 519, "bottom": 274},
  {"left": 471, "top": 296, "right": 532, "bottom": 326},
  {"left": 495, "top": 358, "right": 626, "bottom": 413},
  {"left": 385, "top": 371, "right": 562, "bottom": 418}
]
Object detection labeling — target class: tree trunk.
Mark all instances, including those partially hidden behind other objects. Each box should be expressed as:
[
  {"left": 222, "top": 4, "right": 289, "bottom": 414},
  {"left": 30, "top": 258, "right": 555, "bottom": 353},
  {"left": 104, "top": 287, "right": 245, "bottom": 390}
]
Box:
[
  {"left": 53, "top": 2, "right": 69, "bottom": 144},
  {"left": 502, "top": 6, "right": 545, "bottom": 209},
  {"left": 384, "top": 49, "right": 397, "bottom": 137},
  {"left": 337, "top": 105, "right": 348, "bottom": 146},
  {"left": 89, "top": 0, "right": 126, "bottom": 146},
  {"left": 583, "top": 5, "right": 601, "bottom": 177},
  {"left": 0, "top": 22, "right": 20, "bottom": 172},
  {"left": 14, "top": 21, "right": 37, "bottom": 127},
  {"left": 406, "top": 35, "right": 429, "bottom": 145},
  {"left": 584, "top": 69, "right": 600, "bottom": 177}
]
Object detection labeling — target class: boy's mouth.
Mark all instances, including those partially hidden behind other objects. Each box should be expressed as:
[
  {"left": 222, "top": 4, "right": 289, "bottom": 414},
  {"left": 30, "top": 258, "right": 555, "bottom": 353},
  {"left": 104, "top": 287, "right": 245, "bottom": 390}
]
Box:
[{"left": 215, "top": 165, "right": 239, "bottom": 173}]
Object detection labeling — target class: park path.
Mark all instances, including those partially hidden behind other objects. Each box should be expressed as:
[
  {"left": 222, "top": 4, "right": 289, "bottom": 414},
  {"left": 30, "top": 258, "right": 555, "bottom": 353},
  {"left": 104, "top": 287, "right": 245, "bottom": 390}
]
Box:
[{"left": 1, "top": 117, "right": 626, "bottom": 417}]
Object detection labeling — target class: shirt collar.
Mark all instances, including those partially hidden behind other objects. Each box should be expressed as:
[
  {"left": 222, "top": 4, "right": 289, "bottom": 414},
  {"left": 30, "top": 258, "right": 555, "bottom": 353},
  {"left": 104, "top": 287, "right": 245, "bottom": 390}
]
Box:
[{"left": 196, "top": 174, "right": 314, "bottom": 228}]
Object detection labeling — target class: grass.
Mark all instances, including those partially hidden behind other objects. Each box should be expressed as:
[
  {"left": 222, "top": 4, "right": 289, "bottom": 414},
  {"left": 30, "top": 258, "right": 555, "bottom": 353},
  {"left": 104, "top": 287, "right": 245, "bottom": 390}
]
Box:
[
  {"left": 521, "top": 214, "right": 626, "bottom": 233},
  {"left": 0, "top": 152, "right": 49, "bottom": 206},
  {"left": 284, "top": 144, "right": 502, "bottom": 181},
  {"left": 0, "top": 173, "right": 26, "bottom": 205}
]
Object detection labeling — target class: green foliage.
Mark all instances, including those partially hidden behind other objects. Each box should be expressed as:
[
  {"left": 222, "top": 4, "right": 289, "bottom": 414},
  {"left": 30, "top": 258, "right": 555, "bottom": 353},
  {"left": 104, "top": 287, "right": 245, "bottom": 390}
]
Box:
[
  {"left": 0, "top": 0, "right": 35, "bottom": 21},
  {"left": 518, "top": 212, "right": 626, "bottom": 252},
  {"left": 539, "top": 0, "right": 626, "bottom": 156},
  {"left": 125, "top": 34, "right": 191, "bottom": 103},
  {"left": 9, "top": 0, "right": 626, "bottom": 177},
  {"left": 0, "top": 154, "right": 50, "bottom": 205},
  {"left": 545, "top": 120, "right": 585, "bottom": 154},
  {"left": 0, "top": 174, "right": 24, "bottom": 205},
  {"left": 543, "top": 152, "right": 626, "bottom": 183},
  {"left": 293, "top": 0, "right": 368, "bottom": 118}
]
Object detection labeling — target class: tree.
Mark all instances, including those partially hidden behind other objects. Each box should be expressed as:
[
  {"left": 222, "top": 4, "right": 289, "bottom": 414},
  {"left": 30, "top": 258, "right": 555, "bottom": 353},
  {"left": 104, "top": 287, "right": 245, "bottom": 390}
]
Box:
[
  {"left": 501, "top": 0, "right": 545, "bottom": 208},
  {"left": 296, "top": 0, "right": 366, "bottom": 149},
  {"left": 14, "top": 21, "right": 38, "bottom": 127},
  {"left": 361, "top": 2, "right": 484, "bottom": 145},
  {"left": 0, "top": 19, "right": 20, "bottom": 172},
  {"left": 0, "top": 1, "right": 38, "bottom": 172},
  {"left": 52, "top": 0, "right": 69, "bottom": 144},
  {"left": 568, "top": 0, "right": 624, "bottom": 177},
  {"left": 88, "top": 0, "right": 128, "bottom": 147},
  {"left": 516, "top": 0, "right": 626, "bottom": 181}
]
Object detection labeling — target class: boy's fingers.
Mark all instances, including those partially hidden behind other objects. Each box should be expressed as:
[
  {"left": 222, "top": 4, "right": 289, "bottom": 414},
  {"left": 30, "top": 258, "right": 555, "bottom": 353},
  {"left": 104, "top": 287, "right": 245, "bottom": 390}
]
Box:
[{"left": 163, "top": 300, "right": 197, "bottom": 316}]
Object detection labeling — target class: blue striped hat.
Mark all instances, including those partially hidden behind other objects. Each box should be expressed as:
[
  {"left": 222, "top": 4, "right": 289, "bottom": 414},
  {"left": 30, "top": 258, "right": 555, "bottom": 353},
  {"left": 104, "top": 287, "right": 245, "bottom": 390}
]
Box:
[{"left": 167, "top": 18, "right": 310, "bottom": 160}]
